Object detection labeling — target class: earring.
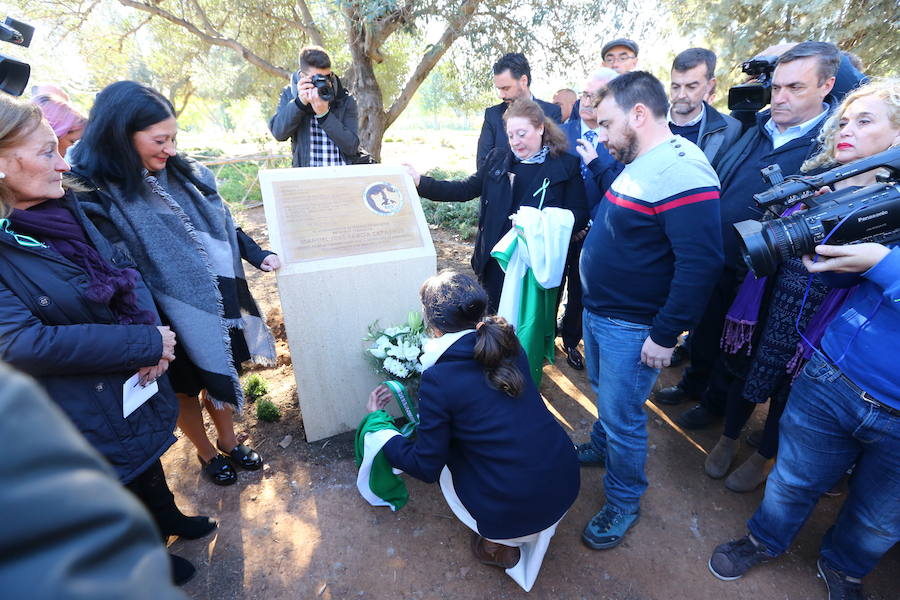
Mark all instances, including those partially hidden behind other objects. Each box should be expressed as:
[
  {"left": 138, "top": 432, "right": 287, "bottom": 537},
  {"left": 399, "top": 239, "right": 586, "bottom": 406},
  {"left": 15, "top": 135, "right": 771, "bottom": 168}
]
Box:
[{"left": 0, "top": 172, "right": 5, "bottom": 179}]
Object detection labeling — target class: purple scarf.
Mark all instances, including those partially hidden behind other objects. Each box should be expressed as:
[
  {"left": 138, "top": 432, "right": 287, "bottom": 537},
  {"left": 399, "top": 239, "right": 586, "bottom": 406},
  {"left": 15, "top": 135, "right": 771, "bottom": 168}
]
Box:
[
  {"left": 720, "top": 204, "right": 805, "bottom": 355},
  {"left": 9, "top": 200, "right": 156, "bottom": 325}
]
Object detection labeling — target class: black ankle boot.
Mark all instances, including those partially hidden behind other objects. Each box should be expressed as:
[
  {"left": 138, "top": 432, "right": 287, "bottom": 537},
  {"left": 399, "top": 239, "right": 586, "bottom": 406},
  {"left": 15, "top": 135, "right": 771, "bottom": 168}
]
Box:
[
  {"left": 170, "top": 553, "right": 196, "bottom": 586},
  {"left": 158, "top": 509, "right": 218, "bottom": 540}
]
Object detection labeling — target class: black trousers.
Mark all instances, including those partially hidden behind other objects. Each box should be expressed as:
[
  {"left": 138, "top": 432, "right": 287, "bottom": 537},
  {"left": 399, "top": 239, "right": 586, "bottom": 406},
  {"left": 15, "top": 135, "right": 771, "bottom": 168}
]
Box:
[
  {"left": 125, "top": 459, "right": 180, "bottom": 538},
  {"left": 679, "top": 267, "right": 742, "bottom": 415},
  {"left": 480, "top": 259, "right": 505, "bottom": 316},
  {"left": 557, "top": 238, "right": 584, "bottom": 348}
]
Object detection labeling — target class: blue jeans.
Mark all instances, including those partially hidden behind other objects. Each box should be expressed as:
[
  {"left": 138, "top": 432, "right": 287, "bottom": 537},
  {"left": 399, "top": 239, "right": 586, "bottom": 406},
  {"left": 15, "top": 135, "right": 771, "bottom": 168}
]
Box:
[
  {"left": 748, "top": 352, "right": 900, "bottom": 578},
  {"left": 582, "top": 310, "right": 660, "bottom": 514}
]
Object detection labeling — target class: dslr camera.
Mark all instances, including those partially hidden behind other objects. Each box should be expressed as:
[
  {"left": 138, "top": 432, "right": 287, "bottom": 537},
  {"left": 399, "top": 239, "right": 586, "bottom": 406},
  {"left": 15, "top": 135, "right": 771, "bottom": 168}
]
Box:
[
  {"left": 728, "top": 55, "right": 778, "bottom": 112},
  {"left": 310, "top": 73, "right": 335, "bottom": 102},
  {"left": 735, "top": 146, "right": 900, "bottom": 278}
]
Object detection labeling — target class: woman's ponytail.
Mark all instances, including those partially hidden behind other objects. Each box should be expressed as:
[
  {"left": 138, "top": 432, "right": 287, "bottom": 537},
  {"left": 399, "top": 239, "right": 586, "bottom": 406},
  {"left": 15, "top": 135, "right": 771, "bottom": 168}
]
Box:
[{"left": 473, "top": 315, "right": 524, "bottom": 397}]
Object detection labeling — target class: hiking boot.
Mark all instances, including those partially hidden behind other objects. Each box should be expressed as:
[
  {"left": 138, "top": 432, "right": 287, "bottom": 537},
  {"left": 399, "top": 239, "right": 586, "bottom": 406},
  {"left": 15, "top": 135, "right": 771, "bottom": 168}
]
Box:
[
  {"left": 708, "top": 535, "right": 773, "bottom": 580},
  {"left": 581, "top": 504, "right": 639, "bottom": 550},
  {"left": 654, "top": 385, "right": 690, "bottom": 406},
  {"left": 817, "top": 558, "right": 863, "bottom": 600},
  {"left": 677, "top": 403, "right": 721, "bottom": 430},
  {"left": 725, "top": 452, "right": 773, "bottom": 493},
  {"left": 575, "top": 442, "right": 605, "bottom": 467},
  {"left": 705, "top": 435, "right": 738, "bottom": 479}
]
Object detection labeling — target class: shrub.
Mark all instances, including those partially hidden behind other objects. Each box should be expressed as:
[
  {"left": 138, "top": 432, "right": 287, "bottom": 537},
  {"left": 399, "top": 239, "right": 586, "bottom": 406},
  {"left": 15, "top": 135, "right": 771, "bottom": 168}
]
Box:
[
  {"left": 256, "top": 398, "right": 281, "bottom": 422},
  {"left": 420, "top": 167, "right": 480, "bottom": 241},
  {"left": 243, "top": 374, "right": 269, "bottom": 403}
]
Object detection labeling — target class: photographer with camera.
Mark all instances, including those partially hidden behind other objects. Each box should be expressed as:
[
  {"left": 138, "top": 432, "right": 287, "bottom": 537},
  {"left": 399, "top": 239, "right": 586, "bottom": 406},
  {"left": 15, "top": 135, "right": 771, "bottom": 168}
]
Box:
[
  {"left": 655, "top": 42, "right": 842, "bottom": 430},
  {"left": 268, "top": 46, "right": 360, "bottom": 167}
]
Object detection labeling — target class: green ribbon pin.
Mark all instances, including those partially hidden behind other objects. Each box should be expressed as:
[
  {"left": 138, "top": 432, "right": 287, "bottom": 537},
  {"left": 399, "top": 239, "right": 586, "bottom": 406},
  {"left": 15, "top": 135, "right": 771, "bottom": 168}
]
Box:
[
  {"left": 0, "top": 218, "right": 46, "bottom": 248},
  {"left": 533, "top": 177, "right": 550, "bottom": 209}
]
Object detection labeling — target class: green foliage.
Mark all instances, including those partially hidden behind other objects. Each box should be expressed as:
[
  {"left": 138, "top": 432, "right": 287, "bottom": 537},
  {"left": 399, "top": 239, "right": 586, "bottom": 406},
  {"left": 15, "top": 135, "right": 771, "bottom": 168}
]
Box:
[
  {"left": 662, "top": 0, "right": 899, "bottom": 95},
  {"left": 420, "top": 167, "right": 480, "bottom": 240},
  {"left": 243, "top": 374, "right": 269, "bottom": 403},
  {"left": 255, "top": 398, "right": 281, "bottom": 422}
]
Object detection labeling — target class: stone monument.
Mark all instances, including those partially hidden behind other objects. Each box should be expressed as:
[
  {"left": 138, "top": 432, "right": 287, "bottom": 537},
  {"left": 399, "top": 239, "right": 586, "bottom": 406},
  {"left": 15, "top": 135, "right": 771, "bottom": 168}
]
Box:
[{"left": 259, "top": 165, "right": 436, "bottom": 441}]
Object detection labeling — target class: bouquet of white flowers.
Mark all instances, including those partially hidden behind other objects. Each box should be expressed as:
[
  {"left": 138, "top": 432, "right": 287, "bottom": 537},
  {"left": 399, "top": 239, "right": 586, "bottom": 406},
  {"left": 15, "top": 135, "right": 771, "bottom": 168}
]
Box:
[{"left": 364, "top": 311, "right": 428, "bottom": 397}]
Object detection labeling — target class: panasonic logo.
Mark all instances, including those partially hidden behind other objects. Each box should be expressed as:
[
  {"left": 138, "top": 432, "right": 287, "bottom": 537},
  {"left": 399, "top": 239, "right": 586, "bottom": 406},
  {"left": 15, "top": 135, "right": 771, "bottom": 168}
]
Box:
[{"left": 858, "top": 210, "right": 888, "bottom": 222}]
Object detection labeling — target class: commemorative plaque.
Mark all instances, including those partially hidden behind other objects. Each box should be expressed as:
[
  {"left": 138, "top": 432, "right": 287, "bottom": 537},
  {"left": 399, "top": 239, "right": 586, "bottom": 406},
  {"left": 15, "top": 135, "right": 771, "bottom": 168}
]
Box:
[{"left": 260, "top": 165, "right": 436, "bottom": 442}]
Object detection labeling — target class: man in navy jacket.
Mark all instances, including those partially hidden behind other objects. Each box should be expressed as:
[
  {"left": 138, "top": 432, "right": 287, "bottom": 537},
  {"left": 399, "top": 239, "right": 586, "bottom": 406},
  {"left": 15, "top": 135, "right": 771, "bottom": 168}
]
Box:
[{"left": 476, "top": 53, "right": 562, "bottom": 168}]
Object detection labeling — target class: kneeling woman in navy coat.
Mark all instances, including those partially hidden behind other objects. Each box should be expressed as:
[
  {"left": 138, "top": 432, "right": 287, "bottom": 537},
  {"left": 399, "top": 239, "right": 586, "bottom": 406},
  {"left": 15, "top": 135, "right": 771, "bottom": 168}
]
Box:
[
  {"left": 368, "top": 271, "right": 579, "bottom": 591},
  {"left": 0, "top": 94, "right": 210, "bottom": 585}
]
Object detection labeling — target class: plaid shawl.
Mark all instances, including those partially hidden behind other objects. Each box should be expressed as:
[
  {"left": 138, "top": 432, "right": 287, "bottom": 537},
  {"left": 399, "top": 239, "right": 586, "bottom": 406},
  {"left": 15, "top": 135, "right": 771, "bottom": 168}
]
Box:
[{"left": 79, "top": 158, "right": 275, "bottom": 409}]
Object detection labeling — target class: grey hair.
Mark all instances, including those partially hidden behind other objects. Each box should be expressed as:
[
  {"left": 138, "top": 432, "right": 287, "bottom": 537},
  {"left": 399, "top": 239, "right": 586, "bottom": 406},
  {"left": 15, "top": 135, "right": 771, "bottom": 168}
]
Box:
[{"left": 591, "top": 68, "right": 619, "bottom": 84}]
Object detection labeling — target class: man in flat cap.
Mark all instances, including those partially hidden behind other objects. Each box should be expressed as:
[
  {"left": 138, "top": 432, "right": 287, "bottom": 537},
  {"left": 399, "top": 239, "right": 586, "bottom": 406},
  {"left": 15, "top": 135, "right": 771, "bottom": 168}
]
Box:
[{"left": 602, "top": 39, "right": 639, "bottom": 74}]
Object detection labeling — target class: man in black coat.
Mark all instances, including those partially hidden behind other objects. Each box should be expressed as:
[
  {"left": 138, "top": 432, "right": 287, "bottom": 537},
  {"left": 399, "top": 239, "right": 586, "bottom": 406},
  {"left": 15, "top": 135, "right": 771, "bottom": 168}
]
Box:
[
  {"left": 655, "top": 42, "right": 844, "bottom": 429},
  {"left": 476, "top": 53, "right": 562, "bottom": 168}
]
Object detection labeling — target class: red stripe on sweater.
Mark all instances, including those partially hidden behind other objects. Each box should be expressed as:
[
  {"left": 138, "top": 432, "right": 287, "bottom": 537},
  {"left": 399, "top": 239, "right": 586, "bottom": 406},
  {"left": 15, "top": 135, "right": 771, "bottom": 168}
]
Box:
[
  {"left": 605, "top": 189, "right": 718, "bottom": 215},
  {"left": 604, "top": 191, "right": 656, "bottom": 215},
  {"left": 654, "top": 190, "right": 719, "bottom": 213}
]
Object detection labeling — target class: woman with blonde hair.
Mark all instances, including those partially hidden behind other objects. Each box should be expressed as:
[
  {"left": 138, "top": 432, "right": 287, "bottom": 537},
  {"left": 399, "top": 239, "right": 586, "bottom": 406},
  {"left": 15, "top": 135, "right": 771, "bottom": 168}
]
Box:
[{"left": 705, "top": 78, "right": 900, "bottom": 492}]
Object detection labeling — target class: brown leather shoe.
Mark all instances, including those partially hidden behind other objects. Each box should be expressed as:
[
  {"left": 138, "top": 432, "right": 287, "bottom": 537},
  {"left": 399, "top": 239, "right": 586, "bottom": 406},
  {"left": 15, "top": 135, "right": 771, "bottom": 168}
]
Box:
[{"left": 470, "top": 533, "right": 520, "bottom": 569}]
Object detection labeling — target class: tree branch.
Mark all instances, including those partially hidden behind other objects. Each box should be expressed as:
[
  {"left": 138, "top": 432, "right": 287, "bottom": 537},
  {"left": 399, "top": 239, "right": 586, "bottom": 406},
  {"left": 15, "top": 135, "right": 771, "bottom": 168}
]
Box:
[
  {"left": 295, "top": 0, "right": 326, "bottom": 47},
  {"left": 384, "top": 0, "right": 482, "bottom": 127},
  {"left": 116, "top": 0, "right": 290, "bottom": 77}
]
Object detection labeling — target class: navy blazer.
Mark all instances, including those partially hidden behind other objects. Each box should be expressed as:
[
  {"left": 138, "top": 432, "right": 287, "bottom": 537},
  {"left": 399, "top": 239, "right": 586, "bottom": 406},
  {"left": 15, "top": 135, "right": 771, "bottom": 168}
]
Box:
[
  {"left": 0, "top": 193, "right": 177, "bottom": 483},
  {"left": 476, "top": 98, "right": 563, "bottom": 168},
  {"left": 383, "top": 333, "right": 580, "bottom": 539}
]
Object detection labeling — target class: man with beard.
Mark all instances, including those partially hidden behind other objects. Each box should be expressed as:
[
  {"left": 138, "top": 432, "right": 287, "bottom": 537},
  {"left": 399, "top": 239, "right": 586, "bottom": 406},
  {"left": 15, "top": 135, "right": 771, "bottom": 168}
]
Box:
[
  {"left": 476, "top": 53, "right": 562, "bottom": 167},
  {"left": 668, "top": 48, "right": 741, "bottom": 169},
  {"left": 575, "top": 72, "right": 723, "bottom": 550}
]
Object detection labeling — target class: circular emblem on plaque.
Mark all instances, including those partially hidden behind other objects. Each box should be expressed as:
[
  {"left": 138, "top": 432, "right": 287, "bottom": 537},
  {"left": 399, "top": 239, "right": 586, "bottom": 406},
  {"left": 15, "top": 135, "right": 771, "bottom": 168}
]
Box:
[{"left": 363, "top": 182, "right": 403, "bottom": 215}]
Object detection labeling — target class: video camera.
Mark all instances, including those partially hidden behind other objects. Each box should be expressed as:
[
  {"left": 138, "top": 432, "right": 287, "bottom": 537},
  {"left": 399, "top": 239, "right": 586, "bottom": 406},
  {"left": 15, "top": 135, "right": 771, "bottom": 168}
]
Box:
[
  {"left": 728, "top": 55, "right": 777, "bottom": 112},
  {"left": 734, "top": 146, "right": 900, "bottom": 278},
  {"left": 0, "top": 17, "right": 34, "bottom": 96}
]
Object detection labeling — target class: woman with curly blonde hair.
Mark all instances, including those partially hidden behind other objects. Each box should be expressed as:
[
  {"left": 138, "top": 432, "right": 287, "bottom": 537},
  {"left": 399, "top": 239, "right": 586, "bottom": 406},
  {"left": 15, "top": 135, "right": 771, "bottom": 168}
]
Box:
[{"left": 803, "top": 78, "right": 900, "bottom": 173}]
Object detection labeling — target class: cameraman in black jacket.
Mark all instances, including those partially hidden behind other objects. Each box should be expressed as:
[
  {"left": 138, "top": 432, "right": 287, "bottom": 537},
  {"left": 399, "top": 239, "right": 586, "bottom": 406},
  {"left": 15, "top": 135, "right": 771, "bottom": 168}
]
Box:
[{"left": 268, "top": 46, "right": 360, "bottom": 167}]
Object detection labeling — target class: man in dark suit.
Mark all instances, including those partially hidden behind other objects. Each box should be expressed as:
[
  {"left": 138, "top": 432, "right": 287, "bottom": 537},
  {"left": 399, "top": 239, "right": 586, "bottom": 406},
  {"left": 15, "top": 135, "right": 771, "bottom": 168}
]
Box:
[
  {"left": 476, "top": 53, "right": 562, "bottom": 168},
  {"left": 557, "top": 68, "right": 620, "bottom": 370}
]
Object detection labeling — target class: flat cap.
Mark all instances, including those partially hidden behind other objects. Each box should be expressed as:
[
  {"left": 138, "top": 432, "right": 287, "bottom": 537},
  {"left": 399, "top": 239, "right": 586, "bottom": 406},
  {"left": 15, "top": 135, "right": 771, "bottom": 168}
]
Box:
[{"left": 601, "top": 38, "right": 639, "bottom": 57}]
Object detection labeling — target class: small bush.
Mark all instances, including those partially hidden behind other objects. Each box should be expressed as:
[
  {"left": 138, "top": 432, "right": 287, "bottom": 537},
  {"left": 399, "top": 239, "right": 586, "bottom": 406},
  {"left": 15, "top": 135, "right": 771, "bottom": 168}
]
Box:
[
  {"left": 256, "top": 398, "right": 281, "bottom": 422},
  {"left": 243, "top": 374, "right": 269, "bottom": 403},
  {"left": 421, "top": 167, "right": 480, "bottom": 241}
]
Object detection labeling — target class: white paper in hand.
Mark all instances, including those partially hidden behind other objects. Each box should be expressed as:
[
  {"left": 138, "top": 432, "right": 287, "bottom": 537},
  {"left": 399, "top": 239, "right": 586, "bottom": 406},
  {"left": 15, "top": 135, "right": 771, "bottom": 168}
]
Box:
[{"left": 123, "top": 373, "right": 158, "bottom": 419}]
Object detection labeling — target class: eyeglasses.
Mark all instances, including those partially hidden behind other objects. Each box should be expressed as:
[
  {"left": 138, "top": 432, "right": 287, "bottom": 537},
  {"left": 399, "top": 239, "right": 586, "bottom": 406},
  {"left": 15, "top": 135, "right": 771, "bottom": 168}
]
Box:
[
  {"left": 580, "top": 91, "right": 595, "bottom": 99},
  {"left": 605, "top": 55, "right": 636, "bottom": 64},
  {"left": 0, "top": 218, "right": 46, "bottom": 248}
]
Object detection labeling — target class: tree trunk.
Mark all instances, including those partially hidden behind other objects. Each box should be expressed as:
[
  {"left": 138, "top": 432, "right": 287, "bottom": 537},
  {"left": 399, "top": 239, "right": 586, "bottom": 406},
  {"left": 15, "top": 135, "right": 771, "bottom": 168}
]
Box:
[{"left": 344, "top": 7, "right": 387, "bottom": 160}]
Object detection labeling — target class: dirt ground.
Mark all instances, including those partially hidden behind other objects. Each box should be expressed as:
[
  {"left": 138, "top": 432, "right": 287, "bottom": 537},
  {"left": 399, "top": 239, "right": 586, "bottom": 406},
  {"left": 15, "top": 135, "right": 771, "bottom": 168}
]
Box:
[{"left": 164, "top": 206, "right": 898, "bottom": 600}]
